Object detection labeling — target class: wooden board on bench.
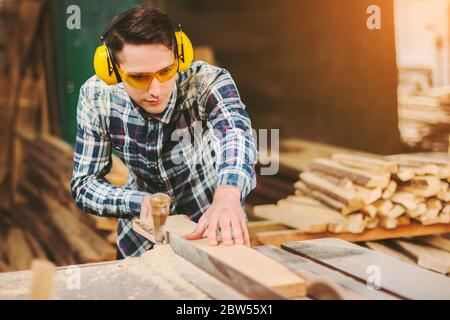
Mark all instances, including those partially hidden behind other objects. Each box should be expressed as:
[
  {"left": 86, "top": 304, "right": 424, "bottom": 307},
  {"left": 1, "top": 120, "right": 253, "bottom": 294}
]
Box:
[
  {"left": 133, "top": 215, "right": 308, "bottom": 299},
  {"left": 282, "top": 238, "right": 450, "bottom": 300}
]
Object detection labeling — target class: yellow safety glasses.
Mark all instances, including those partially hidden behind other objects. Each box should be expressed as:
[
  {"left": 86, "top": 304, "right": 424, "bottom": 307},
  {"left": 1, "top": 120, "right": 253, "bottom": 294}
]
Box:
[{"left": 118, "top": 60, "right": 179, "bottom": 89}]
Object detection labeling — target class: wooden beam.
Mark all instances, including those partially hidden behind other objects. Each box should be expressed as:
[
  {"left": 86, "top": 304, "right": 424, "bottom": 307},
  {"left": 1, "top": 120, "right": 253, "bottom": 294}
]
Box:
[
  {"left": 416, "top": 236, "right": 450, "bottom": 252},
  {"left": 308, "top": 158, "right": 391, "bottom": 188},
  {"left": 28, "top": 259, "right": 55, "bottom": 300},
  {"left": 282, "top": 238, "right": 450, "bottom": 299},
  {"left": 247, "top": 220, "right": 288, "bottom": 239},
  {"left": 133, "top": 216, "right": 308, "bottom": 299},
  {"left": 253, "top": 204, "right": 338, "bottom": 233},
  {"left": 300, "top": 171, "right": 365, "bottom": 214},
  {"left": 394, "top": 240, "right": 450, "bottom": 274},
  {"left": 363, "top": 241, "right": 416, "bottom": 265},
  {"left": 256, "top": 245, "right": 398, "bottom": 300}
]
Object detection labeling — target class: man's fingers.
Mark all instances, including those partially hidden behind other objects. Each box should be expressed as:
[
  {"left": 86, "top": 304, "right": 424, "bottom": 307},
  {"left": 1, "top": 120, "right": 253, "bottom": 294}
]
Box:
[
  {"left": 220, "top": 217, "right": 233, "bottom": 246},
  {"left": 240, "top": 217, "right": 251, "bottom": 247},
  {"left": 140, "top": 204, "right": 150, "bottom": 220},
  {"left": 207, "top": 214, "right": 219, "bottom": 245},
  {"left": 230, "top": 218, "right": 244, "bottom": 245},
  {"left": 139, "top": 196, "right": 153, "bottom": 220},
  {"left": 185, "top": 216, "right": 207, "bottom": 240}
]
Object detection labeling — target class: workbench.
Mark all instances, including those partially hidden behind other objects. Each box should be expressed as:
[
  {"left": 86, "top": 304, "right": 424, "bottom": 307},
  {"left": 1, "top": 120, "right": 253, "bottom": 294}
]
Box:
[
  {"left": 1, "top": 237, "right": 450, "bottom": 300},
  {"left": 0, "top": 245, "right": 244, "bottom": 300}
]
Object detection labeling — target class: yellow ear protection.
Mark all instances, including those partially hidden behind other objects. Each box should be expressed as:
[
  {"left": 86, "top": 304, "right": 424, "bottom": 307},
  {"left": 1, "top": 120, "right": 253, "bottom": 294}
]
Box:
[{"left": 93, "top": 13, "right": 194, "bottom": 86}]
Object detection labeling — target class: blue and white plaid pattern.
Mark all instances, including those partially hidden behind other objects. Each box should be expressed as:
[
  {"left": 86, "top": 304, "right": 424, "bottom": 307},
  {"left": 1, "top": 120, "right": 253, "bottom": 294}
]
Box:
[{"left": 71, "top": 61, "right": 258, "bottom": 257}]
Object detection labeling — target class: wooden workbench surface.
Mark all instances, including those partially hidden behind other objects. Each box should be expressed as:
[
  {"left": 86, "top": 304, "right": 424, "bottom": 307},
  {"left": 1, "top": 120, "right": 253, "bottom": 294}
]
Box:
[{"left": 0, "top": 245, "right": 245, "bottom": 300}]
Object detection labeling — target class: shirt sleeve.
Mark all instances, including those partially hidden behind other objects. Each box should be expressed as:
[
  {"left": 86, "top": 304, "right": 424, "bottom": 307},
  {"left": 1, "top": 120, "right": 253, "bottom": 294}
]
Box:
[
  {"left": 203, "top": 69, "right": 258, "bottom": 201},
  {"left": 70, "top": 85, "right": 148, "bottom": 218}
]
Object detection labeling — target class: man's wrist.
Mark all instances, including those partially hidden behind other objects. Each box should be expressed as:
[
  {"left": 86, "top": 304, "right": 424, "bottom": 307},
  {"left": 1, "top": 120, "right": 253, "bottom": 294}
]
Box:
[{"left": 214, "top": 185, "right": 241, "bottom": 201}]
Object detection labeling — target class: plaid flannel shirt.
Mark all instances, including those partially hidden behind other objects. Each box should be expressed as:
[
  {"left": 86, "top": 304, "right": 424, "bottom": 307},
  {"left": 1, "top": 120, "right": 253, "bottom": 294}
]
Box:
[{"left": 71, "top": 61, "right": 258, "bottom": 257}]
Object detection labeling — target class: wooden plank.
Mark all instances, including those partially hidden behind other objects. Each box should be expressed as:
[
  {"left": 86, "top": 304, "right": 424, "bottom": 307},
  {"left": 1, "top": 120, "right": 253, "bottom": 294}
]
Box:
[
  {"left": 282, "top": 238, "right": 450, "bottom": 299},
  {"left": 247, "top": 220, "right": 288, "bottom": 239},
  {"left": 133, "top": 215, "right": 308, "bottom": 299},
  {"left": 28, "top": 259, "right": 55, "bottom": 300},
  {"left": 0, "top": 245, "right": 235, "bottom": 300},
  {"left": 394, "top": 240, "right": 450, "bottom": 274},
  {"left": 299, "top": 171, "right": 365, "bottom": 214},
  {"left": 308, "top": 158, "right": 391, "bottom": 188},
  {"left": 256, "top": 245, "right": 397, "bottom": 300},
  {"left": 416, "top": 236, "right": 450, "bottom": 252},
  {"left": 6, "top": 227, "right": 33, "bottom": 271},
  {"left": 256, "top": 222, "right": 450, "bottom": 247},
  {"left": 253, "top": 204, "right": 338, "bottom": 233},
  {"left": 363, "top": 241, "right": 416, "bottom": 265},
  {"left": 331, "top": 153, "right": 398, "bottom": 175},
  {"left": 273, "top": 197, "right": 351, "bottom": 233}
]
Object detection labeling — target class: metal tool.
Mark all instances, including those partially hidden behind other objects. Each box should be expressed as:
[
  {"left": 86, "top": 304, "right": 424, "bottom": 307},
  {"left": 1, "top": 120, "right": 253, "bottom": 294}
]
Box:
[{"left": 150, "top": 193, "right": 171, "bottom": 244}]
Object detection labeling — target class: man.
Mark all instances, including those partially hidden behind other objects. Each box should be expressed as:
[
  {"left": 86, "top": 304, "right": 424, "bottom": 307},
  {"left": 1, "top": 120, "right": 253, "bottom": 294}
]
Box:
[{"left": 70, "top": 5, "right": 258, "bottom": 258}]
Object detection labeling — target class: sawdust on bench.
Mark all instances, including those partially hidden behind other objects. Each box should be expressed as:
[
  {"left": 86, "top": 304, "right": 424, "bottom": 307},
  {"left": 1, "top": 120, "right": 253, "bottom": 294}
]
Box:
[{"left": 116, "top": 244, "right": 211, "bottom": 300}]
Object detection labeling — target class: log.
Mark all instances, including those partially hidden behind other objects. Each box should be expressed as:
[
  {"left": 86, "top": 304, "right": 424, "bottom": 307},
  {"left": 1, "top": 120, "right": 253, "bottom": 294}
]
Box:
[
  {"left": 300, "top": 171, "right": 365, "bottom": 214},
  {"left": 308, "top": 158, "right": 391, "bottom": 188},
  {"left": 391, "top": 192, "right": 424, "bottom": 211},
  {"left": 382, "top": 181, "right": 397, "bottom": 199},
  {"left": 363, "top": 216, "right": 379, "bottom": 229},
  {"left": 400, "top": 176, "right": 442, "bottom": 198}
]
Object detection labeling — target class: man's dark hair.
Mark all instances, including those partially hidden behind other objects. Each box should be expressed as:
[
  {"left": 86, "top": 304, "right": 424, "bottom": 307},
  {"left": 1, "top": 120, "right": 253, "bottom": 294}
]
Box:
[{"left": 106, "top": 6, "right": 177, "bottom": 60}]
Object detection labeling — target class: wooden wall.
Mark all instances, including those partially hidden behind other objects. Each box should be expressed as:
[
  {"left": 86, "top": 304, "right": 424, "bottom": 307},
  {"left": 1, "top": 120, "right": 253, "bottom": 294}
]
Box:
[{"left": 166, "top": 0, "right": 406, "bottom": 154}]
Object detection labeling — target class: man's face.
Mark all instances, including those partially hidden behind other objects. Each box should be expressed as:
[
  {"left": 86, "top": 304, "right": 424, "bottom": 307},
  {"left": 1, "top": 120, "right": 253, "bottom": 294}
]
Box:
[{"left": 116, "top": 43, "right": 177, "bottom": 115}]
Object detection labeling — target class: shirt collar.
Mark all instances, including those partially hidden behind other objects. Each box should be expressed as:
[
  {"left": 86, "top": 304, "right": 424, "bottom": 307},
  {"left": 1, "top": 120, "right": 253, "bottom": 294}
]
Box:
[{"left": 124, "top": 84, "right": 178, "bottom": 125}]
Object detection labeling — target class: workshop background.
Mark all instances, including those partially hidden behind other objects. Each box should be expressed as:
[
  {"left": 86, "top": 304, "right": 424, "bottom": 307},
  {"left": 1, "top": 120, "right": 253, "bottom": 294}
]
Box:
[{"left": 0, "top": 0, "right": 449, "bottom": 294}]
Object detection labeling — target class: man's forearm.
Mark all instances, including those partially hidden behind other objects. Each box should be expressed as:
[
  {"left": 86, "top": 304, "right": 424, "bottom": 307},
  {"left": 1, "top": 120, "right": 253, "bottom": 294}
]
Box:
[{"left": 71, "top": 174, "right": 148, "bottom": 218}]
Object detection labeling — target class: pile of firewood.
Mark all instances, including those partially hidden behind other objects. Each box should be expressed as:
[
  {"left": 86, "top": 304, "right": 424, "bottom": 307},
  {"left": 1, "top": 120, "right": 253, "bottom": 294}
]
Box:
[
  {"left": 0, "top": 133, "right": 123, "bottom": 272},
  {"left": 288, "top": 152, "right": 450, "bottom": 233}
]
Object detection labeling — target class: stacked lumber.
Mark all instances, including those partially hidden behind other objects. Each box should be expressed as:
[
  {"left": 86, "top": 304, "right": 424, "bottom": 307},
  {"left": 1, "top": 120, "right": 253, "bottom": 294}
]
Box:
[
  {"left": 253, "top": 152, "right": 450, "bottom": 236},
  {"left": 283, "top": 238, "right": 450, "bottom": 299},
  {"left": 0, "top": 133, "right": 119, "bottom": 272},
  {"left": 398, "top": 87, "right": 450, "bottom": 151},
  {"left": 362, "top": 235, "right": 450, "bottom": 275}
]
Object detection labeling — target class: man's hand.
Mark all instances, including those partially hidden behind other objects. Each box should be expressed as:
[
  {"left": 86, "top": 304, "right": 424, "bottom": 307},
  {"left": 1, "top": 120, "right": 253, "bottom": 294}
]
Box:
[
  {"left": 186, "top": 185, "right": 250, "bottom": 246},
  {"left": 140, "top": 195, "right": 153, "bottom": 220}
]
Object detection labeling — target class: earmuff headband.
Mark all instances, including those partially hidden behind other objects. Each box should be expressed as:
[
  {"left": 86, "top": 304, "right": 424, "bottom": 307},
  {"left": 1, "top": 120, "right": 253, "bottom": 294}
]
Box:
[{"left": 94, "top": 10, "right": 194, "bottom": 86}]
